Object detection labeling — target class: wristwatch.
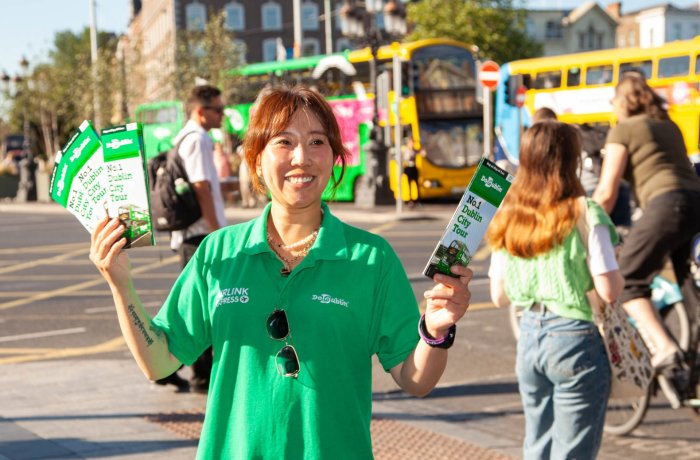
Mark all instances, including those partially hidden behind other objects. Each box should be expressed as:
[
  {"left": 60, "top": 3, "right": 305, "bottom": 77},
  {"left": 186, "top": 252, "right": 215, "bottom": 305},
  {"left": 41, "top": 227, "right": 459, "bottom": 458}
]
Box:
[{"left": 418, "top": 314, "right": 456, "bottom": 349}]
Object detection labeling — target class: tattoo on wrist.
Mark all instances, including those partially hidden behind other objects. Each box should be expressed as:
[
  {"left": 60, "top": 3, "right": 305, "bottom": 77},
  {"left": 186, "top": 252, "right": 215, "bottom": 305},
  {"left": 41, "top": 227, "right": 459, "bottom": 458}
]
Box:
[{"left": 127, "top": 304, "right": 154, "bottom": 347}]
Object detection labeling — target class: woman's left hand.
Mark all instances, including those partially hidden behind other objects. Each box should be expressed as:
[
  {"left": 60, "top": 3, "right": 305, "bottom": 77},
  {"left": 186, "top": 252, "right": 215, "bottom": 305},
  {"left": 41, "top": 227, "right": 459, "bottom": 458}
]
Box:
[{"left": 423, "top": 265, "right": 473, "bottom": 338}]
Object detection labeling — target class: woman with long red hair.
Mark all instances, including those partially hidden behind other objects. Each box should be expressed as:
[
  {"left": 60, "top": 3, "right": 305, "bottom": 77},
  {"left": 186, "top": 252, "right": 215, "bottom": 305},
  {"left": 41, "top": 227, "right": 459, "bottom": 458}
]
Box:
[{"left": 487, "top": 120, "right": 623, "bottom": 459}]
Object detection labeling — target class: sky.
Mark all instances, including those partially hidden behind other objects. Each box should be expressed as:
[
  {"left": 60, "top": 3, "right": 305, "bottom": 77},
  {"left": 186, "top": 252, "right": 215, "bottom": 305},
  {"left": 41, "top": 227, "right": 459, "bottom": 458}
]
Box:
[
  {"left": 0, "top": 0, "right": 698, "bottom": 79},
  {"left": 0, "top": 0, "right": 131, "bottom": 79}
]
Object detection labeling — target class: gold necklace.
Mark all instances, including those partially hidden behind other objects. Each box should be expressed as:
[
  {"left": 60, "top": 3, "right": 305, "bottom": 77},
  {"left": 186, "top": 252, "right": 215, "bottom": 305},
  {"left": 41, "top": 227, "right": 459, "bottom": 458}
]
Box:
[
  {"left": 267, "top": 230, "right": 319, "bottom": 276},
  {"left": 271, "top": 229, "right": 319, "bottom": 251}
]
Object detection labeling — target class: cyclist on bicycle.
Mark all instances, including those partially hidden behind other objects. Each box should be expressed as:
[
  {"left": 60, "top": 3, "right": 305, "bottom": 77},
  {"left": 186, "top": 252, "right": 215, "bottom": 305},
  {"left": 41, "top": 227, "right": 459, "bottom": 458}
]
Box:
[{"left": 593, "top": 74, "right": 700, "bottom": 373}]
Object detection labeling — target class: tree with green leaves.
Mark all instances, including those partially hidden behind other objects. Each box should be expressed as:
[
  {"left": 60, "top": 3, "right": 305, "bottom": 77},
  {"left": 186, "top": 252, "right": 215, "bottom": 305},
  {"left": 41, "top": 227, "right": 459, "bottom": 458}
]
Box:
[
  {"left": 3, "top": 28, "right": 120, "bottom": 166},
  {"left": 173, "top": 11, "right": 246, "bottom": 105},
  {"left": 406, "top": 0, "right": 541, "bottom": 64}
]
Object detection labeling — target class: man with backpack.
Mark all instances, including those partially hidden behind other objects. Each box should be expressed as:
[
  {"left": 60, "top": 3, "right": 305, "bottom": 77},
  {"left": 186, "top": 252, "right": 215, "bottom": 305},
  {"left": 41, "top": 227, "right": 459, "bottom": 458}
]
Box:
[{"left": 155, "top": 84, "right": 227, "bottom": 393}]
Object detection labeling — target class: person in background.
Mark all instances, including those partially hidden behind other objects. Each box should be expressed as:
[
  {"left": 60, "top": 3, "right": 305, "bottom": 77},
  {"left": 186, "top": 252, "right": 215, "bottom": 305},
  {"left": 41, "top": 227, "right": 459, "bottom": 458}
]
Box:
[
  {"left": 89, "top": 85, "right": 473, "bottom": 459},
  {"left": 211, "top": 129, "right": 232, "bottom": 180},
  {"left": 532, "top": 107, "right": 632, "bottom": 229},
  {"left": 488, "top": 120, "right": 622, "bottom": 460},
  {"left": 593, "top": 75, "right": 700, "bottom": 377},
  {"left": 401, "top": 136, "right": 422, "bottom": 206},
  {"left": 155, "top": 84, "right": 227, "bottom": 393},
  {"left": 530, "top": 107, "right": 557, "bottom": 124}
]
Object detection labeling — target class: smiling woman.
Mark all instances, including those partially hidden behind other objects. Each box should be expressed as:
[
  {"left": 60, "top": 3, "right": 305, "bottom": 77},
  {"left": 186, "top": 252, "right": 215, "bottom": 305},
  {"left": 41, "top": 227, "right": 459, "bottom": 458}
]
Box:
[{"left": 89, "top": 84, "right": 474, "bottom": 460}]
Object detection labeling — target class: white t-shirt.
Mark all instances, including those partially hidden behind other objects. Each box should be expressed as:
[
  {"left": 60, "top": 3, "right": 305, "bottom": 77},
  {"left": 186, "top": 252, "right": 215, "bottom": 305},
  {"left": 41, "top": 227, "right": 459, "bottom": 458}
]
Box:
[
  {"left": 170, "top": 120, "right": 227, "bottom": 250},
  {"left": 489, "top": 224, "right": 619, "bottom": 280}
]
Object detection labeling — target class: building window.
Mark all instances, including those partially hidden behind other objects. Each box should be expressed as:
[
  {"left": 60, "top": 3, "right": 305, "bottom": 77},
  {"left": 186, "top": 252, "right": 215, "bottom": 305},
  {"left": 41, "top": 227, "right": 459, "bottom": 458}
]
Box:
[
  {"left": 693, "top": 24, "right": 700, "bottom": 38},
  {"left": 627, "top": 30, "right": 636, "bottom": 47},
  {"left": 262, "top": 2, "right": 282, "bottom": 30},
  {"left": 545, "top": 20, "right": 562, "bottom": 39},
  {"left": 186, "top": 1, "right": 207, "bottom": 31},
  {"left": 618, "top": 33, "right": 626, "bottom": 48},
  {"left": 586, "top": 25, "right": 595, "bottom": 49},
  {"left": 375, "top": 11, "right": 385, "bottom": 30},
  {"left": 302, "top": 1, "right": 319, "bottom": 31},
  {"left": 263, "top": 38, "right": 279, "bottom": 61},
  {"left": 336, "top": 38, "right": 352, "bottom": 52},
  {"left": 302, "top": 38, "right": 320, "bottom": 56},
  {"left": 673, "top": 23, "right": 682, "bottom": 41},
  {"left": 233, "top": 39, "right": 248, "bottom": 64},
  {"left": 525, "top": 19, "right": 535, "bottom": 38},
  {"left": 224, "top": 2, "right": 245, "bottom": 31}
]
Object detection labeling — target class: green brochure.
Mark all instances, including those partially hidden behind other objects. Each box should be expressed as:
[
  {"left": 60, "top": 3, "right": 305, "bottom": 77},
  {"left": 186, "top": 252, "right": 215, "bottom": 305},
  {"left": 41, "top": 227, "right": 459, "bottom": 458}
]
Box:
[{"left": 424, "top": 157, "right": 513, "bottom": 278}]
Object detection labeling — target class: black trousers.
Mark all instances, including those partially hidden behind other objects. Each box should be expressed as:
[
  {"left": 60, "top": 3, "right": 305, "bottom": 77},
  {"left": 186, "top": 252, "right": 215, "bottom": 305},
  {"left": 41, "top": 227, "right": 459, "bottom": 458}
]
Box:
[{"left": 177, "top": 234, "right": 212, "bottom": 383}]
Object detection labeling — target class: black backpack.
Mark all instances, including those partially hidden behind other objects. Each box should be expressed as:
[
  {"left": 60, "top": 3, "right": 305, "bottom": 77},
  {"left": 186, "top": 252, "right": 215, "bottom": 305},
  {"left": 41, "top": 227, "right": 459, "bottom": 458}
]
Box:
[{"left": 147, "top": 133, "right": 202, "bottom": 232}]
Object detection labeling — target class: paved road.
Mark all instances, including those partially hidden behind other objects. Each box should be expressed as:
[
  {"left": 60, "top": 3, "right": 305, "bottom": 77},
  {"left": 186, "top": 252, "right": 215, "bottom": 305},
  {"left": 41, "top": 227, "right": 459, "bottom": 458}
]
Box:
[{"left": 0, "top": 201, "right": 698, "bottom": 459}]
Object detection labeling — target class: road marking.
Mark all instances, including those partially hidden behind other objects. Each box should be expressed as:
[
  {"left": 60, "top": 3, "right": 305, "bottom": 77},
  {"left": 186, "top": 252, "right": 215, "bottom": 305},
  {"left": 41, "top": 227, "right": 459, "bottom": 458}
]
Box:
[
  {"left": 0, "top": 327, "right": 86, "bottom": 343},
  {"left": 0, "top": 254, "right": 179, "bottom": 311},
  {"left": 0, "top": 242, "right": 85, "bottom": 255},
  {"left": 0, "top": 336, "right": 126, "bottom": 365},
  {"left": 0, "top": 247, "right": 87, "bottom": 275},
  {"left": 369, "top": 221, "right": 398, "bottom": 234}
]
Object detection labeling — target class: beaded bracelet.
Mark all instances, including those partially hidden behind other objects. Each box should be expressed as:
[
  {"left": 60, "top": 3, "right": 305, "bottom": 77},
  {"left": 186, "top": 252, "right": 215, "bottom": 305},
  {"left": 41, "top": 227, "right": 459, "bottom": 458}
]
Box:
[{"left": 418, "top": 314, "right": 456, "bottom": 349}]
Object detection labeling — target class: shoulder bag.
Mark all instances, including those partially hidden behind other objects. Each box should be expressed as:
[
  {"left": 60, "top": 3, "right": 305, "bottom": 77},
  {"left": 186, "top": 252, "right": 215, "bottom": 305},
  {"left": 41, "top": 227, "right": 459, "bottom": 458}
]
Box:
[{"left": 575, "top": 197, "right": 653, "bottom": 399}]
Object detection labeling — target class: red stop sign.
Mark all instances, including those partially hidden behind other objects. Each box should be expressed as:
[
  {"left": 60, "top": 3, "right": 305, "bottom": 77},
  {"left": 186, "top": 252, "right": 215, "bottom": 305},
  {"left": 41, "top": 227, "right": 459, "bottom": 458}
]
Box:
[
  {"left": 479, "top": 60, "right": 500, "bottom": 90},
  {"left": 515, "top": 86, "right": 527, "bottom": 108}
]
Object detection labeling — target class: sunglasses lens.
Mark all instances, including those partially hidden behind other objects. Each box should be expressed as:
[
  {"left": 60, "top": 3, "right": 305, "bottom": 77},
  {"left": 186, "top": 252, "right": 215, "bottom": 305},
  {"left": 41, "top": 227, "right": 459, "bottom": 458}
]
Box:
[
  {"left": 276, "top": 345, "right": 300, "bottom": 377},
  {"left": 267, "top": 310, "right": 289, "bottom": 340}
]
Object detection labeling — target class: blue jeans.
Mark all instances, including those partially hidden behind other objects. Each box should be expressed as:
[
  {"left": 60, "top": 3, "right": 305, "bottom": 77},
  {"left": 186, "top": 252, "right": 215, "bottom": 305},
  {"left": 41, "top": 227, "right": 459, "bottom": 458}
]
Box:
[{"left": 517, "top": 309, "right": 610, "bottom": 460}]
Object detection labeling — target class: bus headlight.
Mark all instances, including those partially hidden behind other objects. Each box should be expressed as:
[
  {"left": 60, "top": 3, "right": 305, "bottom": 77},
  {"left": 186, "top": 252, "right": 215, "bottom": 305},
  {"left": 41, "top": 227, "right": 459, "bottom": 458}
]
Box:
[{"left": 422, "top": 179, "right": 442, "bottom": 189}]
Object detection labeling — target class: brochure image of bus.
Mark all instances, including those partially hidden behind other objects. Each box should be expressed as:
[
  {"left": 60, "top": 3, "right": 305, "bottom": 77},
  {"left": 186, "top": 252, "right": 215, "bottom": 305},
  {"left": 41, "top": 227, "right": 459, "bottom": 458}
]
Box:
[{"left": 424, "top": 157, "right": 513, "bottom": 278}]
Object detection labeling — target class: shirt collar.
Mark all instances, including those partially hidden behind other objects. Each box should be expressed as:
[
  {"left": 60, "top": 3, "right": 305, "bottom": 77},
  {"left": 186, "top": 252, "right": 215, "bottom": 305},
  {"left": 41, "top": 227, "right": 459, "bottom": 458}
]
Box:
[{"left": 243, "top": 202, "right": 347, "bottom": 262}]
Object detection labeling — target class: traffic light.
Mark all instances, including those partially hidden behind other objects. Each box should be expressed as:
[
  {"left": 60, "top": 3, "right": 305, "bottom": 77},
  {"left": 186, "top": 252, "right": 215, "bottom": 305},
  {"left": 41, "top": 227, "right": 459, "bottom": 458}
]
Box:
[{"left": 505, "top": 74, "right": 530, "bottom": 106}]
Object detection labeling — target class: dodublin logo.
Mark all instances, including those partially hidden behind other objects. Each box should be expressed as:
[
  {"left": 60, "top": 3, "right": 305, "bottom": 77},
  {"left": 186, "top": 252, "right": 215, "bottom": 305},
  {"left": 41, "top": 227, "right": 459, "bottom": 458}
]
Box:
[
  {"left": 312, "top": 294, "right": 349, "bottom": 307},
  {"left": 106, "top": 138, "right": 134, "bottom": 150},
  {"left": 69, "top": 138, "right": 91, "bottom": 161},
  {"left": 480, "top": 176, "right": 503, "bottom": 192}
]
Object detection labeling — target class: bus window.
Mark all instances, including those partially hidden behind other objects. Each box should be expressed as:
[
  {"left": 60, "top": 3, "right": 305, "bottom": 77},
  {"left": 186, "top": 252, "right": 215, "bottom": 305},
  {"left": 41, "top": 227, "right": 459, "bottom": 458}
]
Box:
[
  {"left": 412, "top": 45, "right": 478, "bottom": 117},
  {"left": 619, "top": 61, "right": 652, "bottom": 80},
  {"left": 419, "top": 119, "right": 482, "bottom": 168},
  {"left": 533, "top": 70, "right": 561, "bottom": 89},
  {"left": 567, "top": 67, "right": 581, "bottom": 87},
  {"left": 658, "top": 55, "right": 690, "bottom": 78},
  {"left": 696, "top": 55, "right": 700, "bottom": 74},
  {"left": 585, "top": 65, "right": 613, "bottom": 85}
]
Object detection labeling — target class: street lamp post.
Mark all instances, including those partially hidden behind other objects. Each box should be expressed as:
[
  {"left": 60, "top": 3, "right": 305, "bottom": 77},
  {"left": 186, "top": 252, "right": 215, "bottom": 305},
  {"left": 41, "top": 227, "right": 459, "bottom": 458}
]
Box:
[
  {"left": 1, "top": 57, "right": 36, "bottom": 202},
  {"left": 340, "top": 0, "right": 407, "bottom": 208}
]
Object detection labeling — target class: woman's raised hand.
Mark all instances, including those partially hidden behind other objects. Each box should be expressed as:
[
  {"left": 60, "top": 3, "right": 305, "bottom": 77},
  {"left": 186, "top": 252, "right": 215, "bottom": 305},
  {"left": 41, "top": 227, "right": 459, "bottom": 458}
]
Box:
[
  {"left": 89, "top": 216, "right": 132, "bottom": 290},
  {"left": 423, "top": 265, "right": 473, "bottom": 338}
]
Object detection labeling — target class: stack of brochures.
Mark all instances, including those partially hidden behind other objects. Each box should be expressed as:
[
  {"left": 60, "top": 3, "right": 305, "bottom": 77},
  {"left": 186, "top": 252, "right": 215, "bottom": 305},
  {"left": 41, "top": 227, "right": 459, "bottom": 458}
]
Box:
[{"left": 49, "top": 120, "right": 154, "bottom": 248}]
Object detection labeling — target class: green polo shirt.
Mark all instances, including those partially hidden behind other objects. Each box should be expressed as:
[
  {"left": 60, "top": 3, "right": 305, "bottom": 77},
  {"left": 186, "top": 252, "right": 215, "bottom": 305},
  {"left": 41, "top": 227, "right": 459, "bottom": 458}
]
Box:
[{"left": 153, "top": 203, "right": 419, "bottom": 460}]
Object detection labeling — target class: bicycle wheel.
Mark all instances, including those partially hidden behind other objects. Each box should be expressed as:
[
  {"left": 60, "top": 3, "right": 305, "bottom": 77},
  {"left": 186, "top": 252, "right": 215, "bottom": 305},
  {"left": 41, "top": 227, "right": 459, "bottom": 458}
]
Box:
[
  {"left": 661, "top": 301, "right": 691, "bottom": 352},
  {"left": 604, "top": 383, "right": 653, "bottom": 436}
]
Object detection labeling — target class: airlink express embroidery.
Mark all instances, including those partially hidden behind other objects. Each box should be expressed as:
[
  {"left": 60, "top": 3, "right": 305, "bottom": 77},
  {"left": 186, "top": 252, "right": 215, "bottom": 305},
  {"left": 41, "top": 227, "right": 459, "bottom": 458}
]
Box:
[
  {"left": 215, "top": 287, "right": 250, "bottom": 307},
  {"left": 311, "top": 294, "right": 349, "bottom": 308}
]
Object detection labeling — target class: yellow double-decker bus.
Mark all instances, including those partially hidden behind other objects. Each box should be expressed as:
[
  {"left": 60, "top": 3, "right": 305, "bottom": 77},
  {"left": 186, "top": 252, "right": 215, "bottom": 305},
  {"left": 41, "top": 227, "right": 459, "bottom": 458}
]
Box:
[
  {"left": 495, "top": 36, "right": 700, "bottom": 167},
  {"left": 225, "top": 38, "right": 485, "bottom": 201}
]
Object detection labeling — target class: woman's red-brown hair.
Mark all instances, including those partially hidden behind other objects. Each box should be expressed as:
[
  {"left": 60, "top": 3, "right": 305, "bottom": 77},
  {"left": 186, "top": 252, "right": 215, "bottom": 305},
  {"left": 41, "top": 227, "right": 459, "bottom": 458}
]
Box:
[
  {"left": 242, "top": 85, "right": 348, "bottom": 197},
  {"left": 486, "top": 120, "right": 585, "bottom": 258}
]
